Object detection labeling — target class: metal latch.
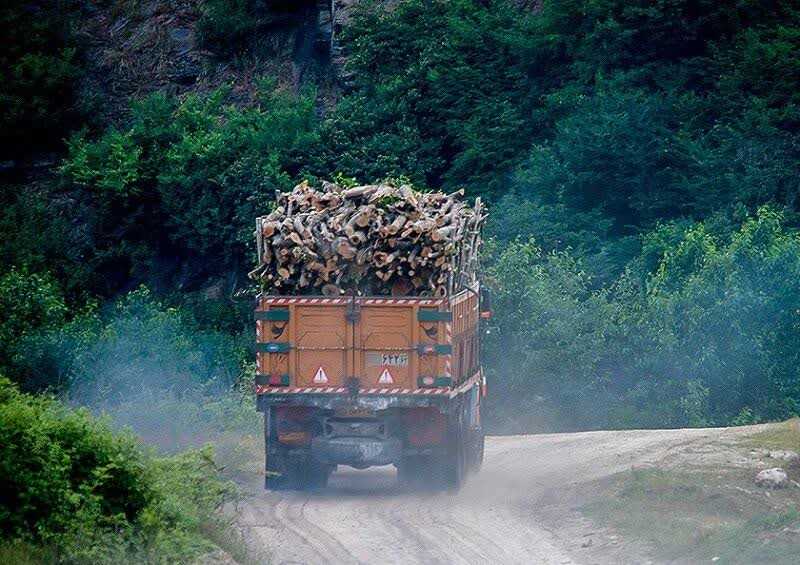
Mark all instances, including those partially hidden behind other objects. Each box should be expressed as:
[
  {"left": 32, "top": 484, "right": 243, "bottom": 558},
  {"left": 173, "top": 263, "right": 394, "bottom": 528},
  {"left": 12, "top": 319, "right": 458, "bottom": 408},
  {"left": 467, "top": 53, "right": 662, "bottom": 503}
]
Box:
[{"left": 345, "top": 297, "right": 361, "bottom": 323}]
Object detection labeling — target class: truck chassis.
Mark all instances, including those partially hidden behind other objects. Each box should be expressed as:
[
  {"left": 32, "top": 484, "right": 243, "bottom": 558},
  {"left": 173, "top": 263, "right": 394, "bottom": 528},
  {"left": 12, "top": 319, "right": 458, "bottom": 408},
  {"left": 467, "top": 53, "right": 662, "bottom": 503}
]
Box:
[{"left": 257, "top": 372, "right": 484, "bottom": 490}]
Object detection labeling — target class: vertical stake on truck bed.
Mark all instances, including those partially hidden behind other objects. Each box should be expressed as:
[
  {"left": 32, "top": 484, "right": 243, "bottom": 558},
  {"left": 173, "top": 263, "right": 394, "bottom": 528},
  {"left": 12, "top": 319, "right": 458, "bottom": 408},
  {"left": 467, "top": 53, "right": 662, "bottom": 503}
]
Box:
[{"left": 346, "top": 294, "right": 360, "bottom": 397}]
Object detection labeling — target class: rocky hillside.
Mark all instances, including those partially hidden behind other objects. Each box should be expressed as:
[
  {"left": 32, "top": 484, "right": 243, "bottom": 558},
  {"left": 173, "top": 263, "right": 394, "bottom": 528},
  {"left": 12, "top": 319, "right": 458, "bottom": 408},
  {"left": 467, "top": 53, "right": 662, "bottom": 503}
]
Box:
[{"left": 73, "top": 0, "right": 366, "bottom": 126}]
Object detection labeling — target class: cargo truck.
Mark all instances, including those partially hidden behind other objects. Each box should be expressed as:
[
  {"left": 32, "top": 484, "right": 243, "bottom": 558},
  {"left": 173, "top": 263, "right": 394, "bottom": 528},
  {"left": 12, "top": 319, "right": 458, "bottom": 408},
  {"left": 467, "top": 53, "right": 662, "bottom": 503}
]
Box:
[{"left": 255, "top": 287, "right": 489, "bottom": 490}]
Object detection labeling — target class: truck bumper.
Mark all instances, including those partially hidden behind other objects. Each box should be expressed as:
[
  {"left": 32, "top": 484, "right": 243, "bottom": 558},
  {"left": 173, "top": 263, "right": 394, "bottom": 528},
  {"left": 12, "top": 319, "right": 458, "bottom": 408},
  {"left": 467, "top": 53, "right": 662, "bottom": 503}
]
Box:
[{"left": 311, "top": 436, "right": 402, "bottom": 467}]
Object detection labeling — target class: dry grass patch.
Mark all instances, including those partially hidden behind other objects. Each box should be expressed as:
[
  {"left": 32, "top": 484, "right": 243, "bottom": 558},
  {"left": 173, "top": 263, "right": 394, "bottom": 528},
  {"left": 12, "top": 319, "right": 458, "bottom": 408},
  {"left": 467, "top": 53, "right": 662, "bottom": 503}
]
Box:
[{"left": 580, "top": 423, "right": 800, "bottom": 564}]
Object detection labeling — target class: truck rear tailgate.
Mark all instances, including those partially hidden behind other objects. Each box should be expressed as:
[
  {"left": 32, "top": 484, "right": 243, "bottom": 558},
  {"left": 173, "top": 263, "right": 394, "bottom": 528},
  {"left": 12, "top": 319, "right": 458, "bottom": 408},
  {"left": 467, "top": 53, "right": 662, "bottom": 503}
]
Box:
[{"left": 256, "top": 296, "right": 453, "bottom": 390}]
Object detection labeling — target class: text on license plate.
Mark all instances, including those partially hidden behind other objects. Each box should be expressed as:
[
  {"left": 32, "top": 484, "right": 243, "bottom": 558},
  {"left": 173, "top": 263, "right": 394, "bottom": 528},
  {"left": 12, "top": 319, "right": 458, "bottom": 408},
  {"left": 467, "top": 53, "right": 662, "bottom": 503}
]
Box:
[{"left": 367, "top": 353, "right": 409, "bottom": 366}]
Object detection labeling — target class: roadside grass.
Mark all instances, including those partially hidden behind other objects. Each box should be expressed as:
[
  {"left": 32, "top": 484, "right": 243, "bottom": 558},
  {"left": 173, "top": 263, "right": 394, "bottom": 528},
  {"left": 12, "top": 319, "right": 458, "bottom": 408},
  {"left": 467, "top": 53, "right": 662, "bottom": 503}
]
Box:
[
  {"left": 742, "top": 418, "right": 800, "bottom": 451},
  {"left": 581, "top": 424, "right": 800, "bottom": 564}
]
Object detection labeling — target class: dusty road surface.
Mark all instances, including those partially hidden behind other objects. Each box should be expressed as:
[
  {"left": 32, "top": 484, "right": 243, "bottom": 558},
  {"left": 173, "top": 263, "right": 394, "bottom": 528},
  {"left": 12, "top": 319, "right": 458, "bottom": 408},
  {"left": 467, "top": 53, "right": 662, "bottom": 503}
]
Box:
[{"left": 236, "top": 425, "right": 769, "bottom": 564}]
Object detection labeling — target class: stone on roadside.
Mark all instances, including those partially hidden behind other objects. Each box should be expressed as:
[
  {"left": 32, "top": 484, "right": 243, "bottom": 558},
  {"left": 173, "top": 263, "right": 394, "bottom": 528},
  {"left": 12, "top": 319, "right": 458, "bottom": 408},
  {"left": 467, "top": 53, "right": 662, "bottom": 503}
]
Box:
[
  {"left": 768, "top": 450, "right": 799, "bottom": 462},
  {"left": 755, "top": 467, "right": 788, "bottom": 488}
]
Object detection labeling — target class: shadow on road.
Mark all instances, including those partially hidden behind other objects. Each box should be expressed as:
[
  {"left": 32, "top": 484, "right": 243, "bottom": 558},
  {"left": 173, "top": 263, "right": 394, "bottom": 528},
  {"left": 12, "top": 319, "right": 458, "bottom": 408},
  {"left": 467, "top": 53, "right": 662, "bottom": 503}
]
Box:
[{"left": 302, "top": 466, "right": 455, "bottom": 499}]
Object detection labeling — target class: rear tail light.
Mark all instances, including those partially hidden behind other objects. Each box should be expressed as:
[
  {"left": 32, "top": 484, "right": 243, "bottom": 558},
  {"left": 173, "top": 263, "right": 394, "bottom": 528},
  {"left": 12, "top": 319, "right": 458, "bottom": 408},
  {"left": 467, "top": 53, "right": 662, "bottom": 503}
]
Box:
[
  {"left": 417, "top": 376, "right": 453, "bottom": 388},
  {"left": 275, "top": 406, "right": 314, "bottom": 445},
  {"left": 269, "top": 374, "right": 290, "bottom": 386},
  {"left": 277, "top": 430, "right": 311, "bottom": 445}
]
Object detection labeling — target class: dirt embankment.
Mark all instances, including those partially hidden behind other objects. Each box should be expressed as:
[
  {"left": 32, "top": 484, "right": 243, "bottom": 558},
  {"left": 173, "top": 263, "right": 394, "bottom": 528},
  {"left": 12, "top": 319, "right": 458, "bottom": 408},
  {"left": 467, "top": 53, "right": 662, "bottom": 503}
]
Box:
[{"left": 231, "top": 422, "right": 800, "bottom": 564}]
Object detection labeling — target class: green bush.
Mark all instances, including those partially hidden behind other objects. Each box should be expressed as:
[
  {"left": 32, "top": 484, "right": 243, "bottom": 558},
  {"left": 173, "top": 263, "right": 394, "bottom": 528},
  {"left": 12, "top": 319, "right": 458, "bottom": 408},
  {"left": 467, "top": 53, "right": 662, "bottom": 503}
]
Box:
[
  {"left": 0, "top": 268, "right": 68, "bottom": 383},
  {"left": 14, "top": 287, "right": 247, "bottom": 401},
  {"left": 313, "top": 0, "right": 540, "bottom": 196},
  {"left": 486, "top": 208, "right": 800, "bottom": 431},
  {"left": 61, "top": 83, "right": 318, "bottom": 290},
  {"left": 0, "top": 377, "right": 237, "bottom": 563},
  {"left": 0, "top": 376, "right": 146, "bottom": 544}
]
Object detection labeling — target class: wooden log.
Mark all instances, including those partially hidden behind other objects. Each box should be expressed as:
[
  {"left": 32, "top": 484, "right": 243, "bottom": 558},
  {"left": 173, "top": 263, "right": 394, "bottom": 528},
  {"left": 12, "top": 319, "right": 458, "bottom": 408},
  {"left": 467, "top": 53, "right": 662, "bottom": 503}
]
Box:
[{"left": 322, "top": 283, "right": 341, "bottom": 296}]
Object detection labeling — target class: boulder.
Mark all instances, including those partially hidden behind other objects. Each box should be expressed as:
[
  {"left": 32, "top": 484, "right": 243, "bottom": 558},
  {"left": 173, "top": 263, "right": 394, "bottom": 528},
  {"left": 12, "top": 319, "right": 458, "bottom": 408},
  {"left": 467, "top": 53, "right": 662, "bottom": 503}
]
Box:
[
  {"left": 755, "top": 467, "right": 789, "bottom": 489},
  {"left": 768, "top": 450, "right": 799, "bottom": 462}
]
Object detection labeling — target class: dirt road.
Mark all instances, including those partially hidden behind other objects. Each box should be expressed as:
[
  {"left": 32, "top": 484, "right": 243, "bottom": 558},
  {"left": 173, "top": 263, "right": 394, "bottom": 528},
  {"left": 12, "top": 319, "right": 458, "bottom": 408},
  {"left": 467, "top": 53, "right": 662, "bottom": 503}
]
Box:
[{"left": 236, "top": 426, "right": 768, "bottom": 564}]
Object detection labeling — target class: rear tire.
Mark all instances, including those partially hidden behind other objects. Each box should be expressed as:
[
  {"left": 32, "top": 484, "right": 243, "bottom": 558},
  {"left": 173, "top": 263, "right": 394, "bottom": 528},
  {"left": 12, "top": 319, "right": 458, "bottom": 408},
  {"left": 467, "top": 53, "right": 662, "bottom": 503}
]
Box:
[
  {"left": 429, "top": 424, "right": 466, "bottom": 491},
  {"left": 265, "top": 451, "right": 293, "bottom": 490},
  {"left": 266, "top": 455, "right": 332, "bottom": 490},
  {"left": 303, "top": 459, "right": 333, "bottom": 489},
  {"left": 469, "top": 428, "right": 485, "bottom": 473}
]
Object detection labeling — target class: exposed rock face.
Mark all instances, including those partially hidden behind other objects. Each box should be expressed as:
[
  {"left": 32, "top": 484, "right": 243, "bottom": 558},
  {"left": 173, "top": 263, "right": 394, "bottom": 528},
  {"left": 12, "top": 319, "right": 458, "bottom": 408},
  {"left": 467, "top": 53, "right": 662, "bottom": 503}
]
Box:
[
  {"left": 329, "top": 0, "right": 361, "bottom": 87},
  {"left": 755, "top": 467, "right": 789, "bottom": 488},
  {"left": 76, "top": 0, "right": 346, "bottom": 125}
]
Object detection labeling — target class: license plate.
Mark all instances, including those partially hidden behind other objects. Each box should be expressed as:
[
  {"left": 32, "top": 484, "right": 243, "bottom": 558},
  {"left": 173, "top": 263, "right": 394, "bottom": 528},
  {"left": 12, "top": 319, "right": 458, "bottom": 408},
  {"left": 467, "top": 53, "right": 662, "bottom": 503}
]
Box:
[
  {"left": 334, "top": 407, "right": 376, "bottom": 418},
  {"left": 367, "top": 353, "right": 409, "bottom": 366}
]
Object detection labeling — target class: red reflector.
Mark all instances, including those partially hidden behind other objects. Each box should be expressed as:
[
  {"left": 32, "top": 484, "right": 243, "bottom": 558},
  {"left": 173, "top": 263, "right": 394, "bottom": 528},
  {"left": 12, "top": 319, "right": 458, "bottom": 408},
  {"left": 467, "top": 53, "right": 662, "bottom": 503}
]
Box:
[
  {"left": 275, "top": 406, "right": 314, "bottom": 445},
  {"left": 277, "top": 431, "right": 310, "bottom": 445}
]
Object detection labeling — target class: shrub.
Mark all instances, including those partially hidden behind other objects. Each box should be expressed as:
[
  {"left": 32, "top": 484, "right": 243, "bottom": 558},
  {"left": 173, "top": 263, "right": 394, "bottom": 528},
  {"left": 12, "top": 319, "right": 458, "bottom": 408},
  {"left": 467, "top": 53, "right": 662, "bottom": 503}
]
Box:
[
  {"left": 0, "top": 376, "right": 149, "bottom": 543},
  {"left": 485, "top": 208, "right": 800, "bottom": 431},
  {"left": 14, "top": 287, "right": 247, "bottom": 402},
  {"left": 0, "top": 377, "right": 238, "bottom": 563},
  {"left": 0, "top": 269, "right": 68, "bottom": 383},
  {"left": 61, "top": 83, "right": 318, "bottom": 290},
  {"left": 316, "top": 0, "right": 541, "bottom": 196}
]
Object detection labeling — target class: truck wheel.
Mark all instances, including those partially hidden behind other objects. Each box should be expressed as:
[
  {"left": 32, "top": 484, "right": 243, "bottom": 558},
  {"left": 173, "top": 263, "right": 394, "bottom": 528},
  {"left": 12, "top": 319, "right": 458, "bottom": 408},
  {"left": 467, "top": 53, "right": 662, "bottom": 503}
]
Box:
[
  {"left": 429, "top": 427, "right": 465, "bottom": 491},
  {"left": 470, "top": 429, "right": 485, "bottom": 473},
  {"left": 265, "top": 452, "right": 293, "bottom": 490},
  {"left": 301, "top": 460, "right": 333, "bottom": 490},
  {"left": 267, "top": 456, "right": 331, "bottom": 490},
  {"left": 442, "top": 438, "right": 466, "bottom": 490},
  {"left": 397, "top": 456, "right": 425, "bottom": 485}
]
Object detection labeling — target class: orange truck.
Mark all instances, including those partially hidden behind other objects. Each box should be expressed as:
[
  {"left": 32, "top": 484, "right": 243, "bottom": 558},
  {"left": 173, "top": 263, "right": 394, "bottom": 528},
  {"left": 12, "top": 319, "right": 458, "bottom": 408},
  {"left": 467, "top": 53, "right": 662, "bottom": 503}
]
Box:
[{"left": 255, "top": 287, "right": 489, "bottom": 489}]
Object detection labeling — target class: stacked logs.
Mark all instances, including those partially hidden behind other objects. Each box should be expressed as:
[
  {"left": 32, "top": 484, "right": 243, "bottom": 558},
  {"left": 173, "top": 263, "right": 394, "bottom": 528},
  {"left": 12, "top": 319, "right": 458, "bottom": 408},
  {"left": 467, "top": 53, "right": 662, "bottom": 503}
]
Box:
[{"left": 249, "top": 181, "right": 485, "bottom": 296}]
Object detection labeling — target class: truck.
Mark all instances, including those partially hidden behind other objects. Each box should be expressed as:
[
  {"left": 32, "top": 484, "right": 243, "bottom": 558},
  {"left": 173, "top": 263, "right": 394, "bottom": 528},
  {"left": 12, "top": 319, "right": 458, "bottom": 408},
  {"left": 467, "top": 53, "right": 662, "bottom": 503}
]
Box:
[{"left": 254, "top": 286, "right": 489, "bottom": 490}]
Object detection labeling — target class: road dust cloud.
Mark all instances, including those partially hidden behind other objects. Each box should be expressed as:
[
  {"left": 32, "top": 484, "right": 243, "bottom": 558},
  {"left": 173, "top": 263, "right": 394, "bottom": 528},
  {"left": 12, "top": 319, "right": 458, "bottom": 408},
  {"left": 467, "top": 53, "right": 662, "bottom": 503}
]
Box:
[{"left": 59, "top": 292, "right": 258, "bottom": 454}]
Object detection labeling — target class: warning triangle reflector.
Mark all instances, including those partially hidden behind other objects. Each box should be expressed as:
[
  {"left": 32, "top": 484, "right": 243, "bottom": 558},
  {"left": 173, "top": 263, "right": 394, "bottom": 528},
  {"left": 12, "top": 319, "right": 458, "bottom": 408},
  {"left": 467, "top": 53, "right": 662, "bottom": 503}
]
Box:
[
  {"left": 313, "top": 367, "right": 328, "bottom": 384},
  {"left": 378, "top": 368, "right": 394, "bottom": 384}
]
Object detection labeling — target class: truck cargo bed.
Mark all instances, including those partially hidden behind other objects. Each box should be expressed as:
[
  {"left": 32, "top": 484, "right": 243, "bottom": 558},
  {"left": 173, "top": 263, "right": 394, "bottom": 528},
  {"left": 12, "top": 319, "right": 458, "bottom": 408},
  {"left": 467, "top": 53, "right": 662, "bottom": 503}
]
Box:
[{"left": 255, "top": 291, "right": 479, "bottom": 395}]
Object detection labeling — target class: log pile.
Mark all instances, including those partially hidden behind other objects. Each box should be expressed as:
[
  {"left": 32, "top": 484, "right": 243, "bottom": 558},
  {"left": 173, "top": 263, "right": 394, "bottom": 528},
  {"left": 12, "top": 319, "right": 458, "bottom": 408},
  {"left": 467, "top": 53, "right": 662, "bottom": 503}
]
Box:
[{"left": 249, "top": 181, "right": 485, "bottom": 296}]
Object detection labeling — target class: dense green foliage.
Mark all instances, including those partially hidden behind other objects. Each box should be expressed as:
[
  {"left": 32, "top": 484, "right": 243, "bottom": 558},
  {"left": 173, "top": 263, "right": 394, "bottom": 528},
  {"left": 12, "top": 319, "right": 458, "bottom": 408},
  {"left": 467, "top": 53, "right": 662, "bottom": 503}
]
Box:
[
  {"left": 309, "top": 0, "right": 541, "bottom": 195},
  {"left": 485, "top": 208, "right": 800, "bottom": 431},
  {"left": 0, "top": 377, "right": 237, "bottom": 563},
  {"left": 8, "top": 287, "right": 247, "bottom": 397},
  {"left": 0, "top": 268, "right": 68, "bottom": 381},
  {"left": 61, "top": 84, "right": 317, "bottom": 293}
]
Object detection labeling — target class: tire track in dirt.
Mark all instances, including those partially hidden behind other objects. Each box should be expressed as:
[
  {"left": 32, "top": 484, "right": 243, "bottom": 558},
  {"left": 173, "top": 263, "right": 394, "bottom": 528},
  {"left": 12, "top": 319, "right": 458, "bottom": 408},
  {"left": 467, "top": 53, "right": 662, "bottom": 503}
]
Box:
[{"left": 237, "top": 426, "right": 771, "bottom": 564}]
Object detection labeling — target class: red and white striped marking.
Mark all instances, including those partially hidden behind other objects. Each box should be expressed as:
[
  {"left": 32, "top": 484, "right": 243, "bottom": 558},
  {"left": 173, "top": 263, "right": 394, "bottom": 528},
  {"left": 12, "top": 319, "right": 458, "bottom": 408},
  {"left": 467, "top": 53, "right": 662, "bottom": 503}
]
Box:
[
  {"left": 255, "top": 319, "right": 264, "bottom": 373},
  {"left": 443, "top": 321, "right": 453, "bottom": 378},
  {"left": 255, "top": 371, "right": 482, "bottom": 398},
  {"left": 259, "top": 296, "right": 445, "bottom": 306},
  {"left": 361, "top": 298, "right": 444, "bottom": 306},
  {"left": 261, "top": 297, "right": 349, "bottom": 305}
]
